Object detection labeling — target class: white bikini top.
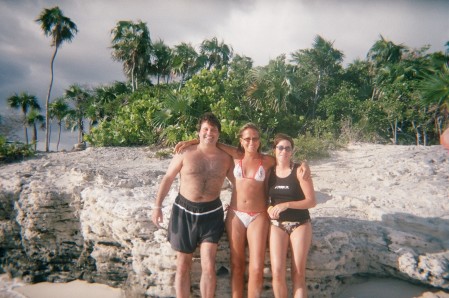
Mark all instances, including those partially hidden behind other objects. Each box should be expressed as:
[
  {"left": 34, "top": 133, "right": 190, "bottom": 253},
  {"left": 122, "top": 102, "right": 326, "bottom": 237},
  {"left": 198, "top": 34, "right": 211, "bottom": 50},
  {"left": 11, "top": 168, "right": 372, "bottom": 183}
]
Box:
[{"left": 233, "top": 159, "right": 266, "bottom": 182}]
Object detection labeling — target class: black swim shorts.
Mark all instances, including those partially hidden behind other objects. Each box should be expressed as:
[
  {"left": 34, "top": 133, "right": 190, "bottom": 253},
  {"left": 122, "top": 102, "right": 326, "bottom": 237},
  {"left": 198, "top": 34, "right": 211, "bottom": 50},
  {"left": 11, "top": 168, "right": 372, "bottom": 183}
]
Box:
[{"left": 168, "top": 193, "right": 224, "bottom": 253}]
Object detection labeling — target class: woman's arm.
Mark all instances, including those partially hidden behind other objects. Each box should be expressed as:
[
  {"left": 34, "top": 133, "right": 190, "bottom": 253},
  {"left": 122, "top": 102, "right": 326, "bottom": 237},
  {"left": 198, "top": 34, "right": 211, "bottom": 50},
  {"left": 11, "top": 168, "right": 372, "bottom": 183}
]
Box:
[
  {"left": 271, "top": 166, "right": 316, "bottom": 216},
  {"left": 216, "top": 143, "right": 242, "bottom": 159},
  {"left": 175, "top": 139, "right": 242, "bottom": 159},
  {"left": 174, "top": 139, "right": 199, "bottom": 153}
]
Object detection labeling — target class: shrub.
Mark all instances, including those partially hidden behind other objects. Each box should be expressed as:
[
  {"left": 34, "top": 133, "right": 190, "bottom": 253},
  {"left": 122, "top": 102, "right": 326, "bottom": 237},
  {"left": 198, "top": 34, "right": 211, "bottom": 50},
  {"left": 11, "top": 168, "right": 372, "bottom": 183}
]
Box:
[{"left": 0, "top": 135, "right": 35, "bottom": 163}]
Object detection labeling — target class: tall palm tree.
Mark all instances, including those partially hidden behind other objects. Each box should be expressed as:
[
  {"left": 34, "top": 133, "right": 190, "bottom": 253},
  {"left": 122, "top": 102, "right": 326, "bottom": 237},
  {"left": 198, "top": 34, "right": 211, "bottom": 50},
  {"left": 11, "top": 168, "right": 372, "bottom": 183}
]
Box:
[
  {"left": 36, "top": 6, "right": 78, "bottom": 152},
  {"left": 111, "top": 20, "right": 152, "bottom": 92},
  {"left": 49, "top": 98, "right": 71, "bottom": 151},
  {"left": 6, "top": 92, "right": 41, "bottom": 145},
  {"left": 26, "top": 109, "right": 45, "bottom": 151}
]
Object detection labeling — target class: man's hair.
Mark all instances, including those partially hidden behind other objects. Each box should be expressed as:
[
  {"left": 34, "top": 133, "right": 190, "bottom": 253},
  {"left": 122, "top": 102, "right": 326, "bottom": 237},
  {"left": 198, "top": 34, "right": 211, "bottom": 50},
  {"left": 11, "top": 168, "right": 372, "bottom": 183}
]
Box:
[{"left": 197, "top": 112, "right": 221, "bottom": 133}]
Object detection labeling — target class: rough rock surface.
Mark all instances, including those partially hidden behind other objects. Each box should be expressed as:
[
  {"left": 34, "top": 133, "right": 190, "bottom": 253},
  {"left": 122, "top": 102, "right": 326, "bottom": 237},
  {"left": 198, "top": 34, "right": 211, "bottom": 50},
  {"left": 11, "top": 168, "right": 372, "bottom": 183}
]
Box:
[{"left": 0, "top": 144, "right": 448, "bottom": 297}]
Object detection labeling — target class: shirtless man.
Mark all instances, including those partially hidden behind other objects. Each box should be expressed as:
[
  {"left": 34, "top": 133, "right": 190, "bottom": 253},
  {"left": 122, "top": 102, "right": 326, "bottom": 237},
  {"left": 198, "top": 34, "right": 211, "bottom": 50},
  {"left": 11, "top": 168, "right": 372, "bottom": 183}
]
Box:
[{"left": 152, "top": 112, "right": 234, "bottom": 298}]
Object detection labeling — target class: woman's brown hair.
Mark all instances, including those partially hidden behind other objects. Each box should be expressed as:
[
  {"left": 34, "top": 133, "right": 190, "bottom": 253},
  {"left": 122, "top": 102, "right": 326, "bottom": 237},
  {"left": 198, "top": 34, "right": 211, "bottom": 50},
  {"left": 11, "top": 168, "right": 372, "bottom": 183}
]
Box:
[
  {"left": 272, "top": 133, "right": 294, "bottom": 150},
  {"left": 237, "top": 123, "right": 261, "bottom": 153}
]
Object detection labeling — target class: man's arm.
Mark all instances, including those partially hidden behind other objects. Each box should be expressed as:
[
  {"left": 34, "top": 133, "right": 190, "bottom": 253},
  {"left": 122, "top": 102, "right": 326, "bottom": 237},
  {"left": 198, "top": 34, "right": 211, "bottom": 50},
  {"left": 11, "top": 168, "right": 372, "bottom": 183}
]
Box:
[
  {"left": 151, "top": 153, "right": 183, "bottom": 228},
  {"left": 299, "top": 161, "right": 311, "bottom": 180}
]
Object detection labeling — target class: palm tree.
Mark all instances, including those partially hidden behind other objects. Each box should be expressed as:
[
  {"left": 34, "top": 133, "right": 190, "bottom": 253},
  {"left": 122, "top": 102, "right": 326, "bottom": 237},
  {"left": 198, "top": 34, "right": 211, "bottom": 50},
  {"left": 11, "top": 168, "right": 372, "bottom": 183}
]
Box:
[
  {"left": 367, "top": 35, "right": 405, "bottom": 67},
  {"left": 64, "top": 84, "right": 90, "bottom": 144},
  {"left": 36, "top": 6, "right": 78, "bottom": 152},
  {"left": 419, "top": 63, "right": 449, "bottom": 135},
  {"left": 111, "top": 20, "right": 152, "bottom": 92},
  {"left": 248, "top": 55, "right": 292, "bottom": 114},
  {"left": 150, "top": 39, "right": 173, "bottom": 84},
  {"left": 291, "top": 35, "right": 344, "bottom": 118},
  {"left": 26, "top": 109, "right": 45, "bottom": 151},
  {"left": 172, "top": 42, "right": 199, "bottom": 90},
  {"left": 49, "top": 98, "right": 71, "bottom": 151},
  {"left": 199, "top": 37, "right": 233, "bottom": 70},
  {"left": 6, "top": 92, "right": 41, "bottom": 145}
]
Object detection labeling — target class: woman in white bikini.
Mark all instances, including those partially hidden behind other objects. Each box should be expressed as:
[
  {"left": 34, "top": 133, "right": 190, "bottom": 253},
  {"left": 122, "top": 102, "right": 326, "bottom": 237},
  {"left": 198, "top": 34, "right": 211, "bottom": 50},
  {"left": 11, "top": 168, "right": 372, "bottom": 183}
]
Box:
[
  {"left": 223, "top": 123, "right": 272, "bottom": 298},
  {"left": 267, "top": 133, "right": 316, "bottom": 298},
  {"left": 176, "top": 123, "right": 309, "bottom": 297}
]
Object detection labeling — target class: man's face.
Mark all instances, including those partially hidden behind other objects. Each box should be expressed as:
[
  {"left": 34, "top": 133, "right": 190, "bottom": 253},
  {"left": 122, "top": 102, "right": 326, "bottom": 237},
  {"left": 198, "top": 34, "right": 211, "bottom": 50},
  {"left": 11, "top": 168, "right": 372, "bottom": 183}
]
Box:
[{"left": 199, "top": 121, "right": 219, "bottom": 144}]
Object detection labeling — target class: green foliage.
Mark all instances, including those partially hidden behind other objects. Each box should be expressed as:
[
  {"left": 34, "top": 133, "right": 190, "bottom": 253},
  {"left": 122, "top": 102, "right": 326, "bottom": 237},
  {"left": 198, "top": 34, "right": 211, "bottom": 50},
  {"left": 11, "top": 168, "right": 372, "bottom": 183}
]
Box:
[
  {"left": 86, "top": 97, "right": 159, "bottom": 146},
  {"left": 39, "top": 34, "right": 449, "bottom": 149},
  {"left": 293, "top": 133, "right": 340, "bottom": 161},
  {"left": 0, "top": 135, "right": 35, "bottom": 163}
]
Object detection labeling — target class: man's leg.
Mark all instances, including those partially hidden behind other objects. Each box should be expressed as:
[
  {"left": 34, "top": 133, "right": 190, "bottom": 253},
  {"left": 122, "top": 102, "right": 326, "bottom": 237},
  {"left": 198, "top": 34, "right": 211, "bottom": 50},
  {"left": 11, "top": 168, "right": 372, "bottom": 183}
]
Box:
[
  {"left": 175, "top": 251, "right": 193, "bottom": 298},
  {"left": 200, "top": 242, "right": 218, "bottom": 298}
]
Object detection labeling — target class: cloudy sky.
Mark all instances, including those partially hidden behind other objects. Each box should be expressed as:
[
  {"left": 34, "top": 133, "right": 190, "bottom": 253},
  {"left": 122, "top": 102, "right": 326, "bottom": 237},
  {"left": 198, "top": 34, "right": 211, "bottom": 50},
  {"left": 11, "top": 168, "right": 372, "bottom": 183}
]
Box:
[{"left": 1, "top": 0, "right": 448, "bottom": 148}]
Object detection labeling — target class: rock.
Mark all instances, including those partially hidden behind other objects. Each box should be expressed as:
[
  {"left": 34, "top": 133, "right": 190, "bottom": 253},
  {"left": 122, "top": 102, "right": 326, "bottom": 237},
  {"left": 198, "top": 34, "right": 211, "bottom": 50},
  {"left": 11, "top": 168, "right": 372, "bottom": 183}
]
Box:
[{"left": 0, "top": 144, "right": 448, "bottom": 297}]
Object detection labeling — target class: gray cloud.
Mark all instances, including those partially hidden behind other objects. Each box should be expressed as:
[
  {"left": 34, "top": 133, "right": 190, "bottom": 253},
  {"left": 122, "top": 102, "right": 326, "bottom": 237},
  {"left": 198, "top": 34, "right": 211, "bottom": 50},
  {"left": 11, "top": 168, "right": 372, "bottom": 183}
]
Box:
[{"left": 1, "top": 0, "right": 448, "bottom": 115}]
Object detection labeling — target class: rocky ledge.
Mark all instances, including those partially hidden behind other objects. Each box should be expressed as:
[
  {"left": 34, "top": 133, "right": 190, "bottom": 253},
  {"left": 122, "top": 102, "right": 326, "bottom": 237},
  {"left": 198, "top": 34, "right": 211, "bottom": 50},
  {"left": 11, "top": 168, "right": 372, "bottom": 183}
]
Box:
[{"left": 0, "top": 144, "right": 448, "bottom": 297}]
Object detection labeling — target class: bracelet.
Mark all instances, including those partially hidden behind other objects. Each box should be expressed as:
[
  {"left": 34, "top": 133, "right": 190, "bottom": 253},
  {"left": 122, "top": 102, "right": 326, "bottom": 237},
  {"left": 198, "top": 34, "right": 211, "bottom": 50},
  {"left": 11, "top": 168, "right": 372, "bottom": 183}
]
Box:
[{"left": 153, "top": 206, "right": 162, "bottom": 209}]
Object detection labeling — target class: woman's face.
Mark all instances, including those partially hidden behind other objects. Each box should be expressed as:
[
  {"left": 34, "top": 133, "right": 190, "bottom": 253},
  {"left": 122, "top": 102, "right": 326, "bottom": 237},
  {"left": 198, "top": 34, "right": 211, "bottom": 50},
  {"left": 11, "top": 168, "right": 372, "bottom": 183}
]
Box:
[
  {"left": 240, "top": 128, "right": 260, "bottom": 153},
  {"left": 275, "top": 139, "right": 293, "bottom": 162}
]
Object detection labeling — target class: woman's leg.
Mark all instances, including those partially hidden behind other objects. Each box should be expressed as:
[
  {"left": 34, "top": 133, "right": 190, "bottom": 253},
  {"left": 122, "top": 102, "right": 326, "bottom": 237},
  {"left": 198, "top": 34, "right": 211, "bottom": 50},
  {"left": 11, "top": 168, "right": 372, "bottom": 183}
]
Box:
[
  {"left": 226, "top": 211, "right": 248, "bottom": 298},
  {"left": 290, "top": 222, "right": 312, "bottom": 298},
  {"left": 269, "top": 225, "right": 289, "bottom": 298},
  {"left": 246, "top": 213, "right": 269, "bottom": 297}
]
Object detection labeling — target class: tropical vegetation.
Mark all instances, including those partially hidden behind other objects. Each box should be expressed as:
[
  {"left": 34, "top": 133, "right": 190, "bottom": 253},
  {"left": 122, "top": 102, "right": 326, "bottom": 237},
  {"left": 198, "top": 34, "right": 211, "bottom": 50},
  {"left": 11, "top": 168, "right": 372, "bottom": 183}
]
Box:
[{"left": 2, "top": 10, "right": 449, "bottom": 163}]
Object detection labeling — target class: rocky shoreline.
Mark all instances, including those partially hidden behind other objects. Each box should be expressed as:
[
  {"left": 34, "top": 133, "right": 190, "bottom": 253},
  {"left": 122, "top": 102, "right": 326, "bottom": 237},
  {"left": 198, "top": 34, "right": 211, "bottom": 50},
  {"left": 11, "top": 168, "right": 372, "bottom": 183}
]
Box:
[{"left": 0, "top": 144, "right": 448, "bottom": 297}]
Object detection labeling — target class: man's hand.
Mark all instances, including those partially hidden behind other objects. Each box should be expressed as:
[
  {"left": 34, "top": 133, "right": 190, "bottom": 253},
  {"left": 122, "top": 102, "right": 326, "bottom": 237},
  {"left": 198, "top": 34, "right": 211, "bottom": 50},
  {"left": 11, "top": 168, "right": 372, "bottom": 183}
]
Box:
[
  {"left": 174, "top": 139, "right": 199, "bottom": 153},
  {"left": 300, "top": 161, "right": 311, "bottom": 180},
  {"left": 152, "top": 208, "right": 163, "bottom": 228}
]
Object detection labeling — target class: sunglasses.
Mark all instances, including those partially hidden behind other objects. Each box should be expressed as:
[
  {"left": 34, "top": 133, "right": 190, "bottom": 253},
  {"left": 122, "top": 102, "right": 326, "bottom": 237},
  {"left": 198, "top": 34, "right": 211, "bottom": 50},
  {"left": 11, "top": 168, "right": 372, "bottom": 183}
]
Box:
[
  {"left": 276, "top": 145, "right": 292, "bottom": 152},
  {"left": 242, "top": 137, "right": 260, "bottom": 143}
]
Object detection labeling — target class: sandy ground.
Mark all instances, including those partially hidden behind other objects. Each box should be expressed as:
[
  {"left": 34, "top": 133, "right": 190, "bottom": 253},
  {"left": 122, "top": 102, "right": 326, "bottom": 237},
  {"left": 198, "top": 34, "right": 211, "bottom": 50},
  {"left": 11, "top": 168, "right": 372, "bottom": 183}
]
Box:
[
  {"left": 5, "top": 276, "right": 448, "bottom": 298},
  {"left": 14, "top": 280, "right": 123, "bottom": 298}
]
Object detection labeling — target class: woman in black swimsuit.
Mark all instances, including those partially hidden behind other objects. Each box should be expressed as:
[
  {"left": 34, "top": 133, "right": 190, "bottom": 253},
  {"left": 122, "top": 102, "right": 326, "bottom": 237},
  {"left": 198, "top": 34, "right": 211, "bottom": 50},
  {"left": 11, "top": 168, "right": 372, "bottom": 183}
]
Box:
[{"left": 267, "top": 133, "right": 316, "bottom": 298}]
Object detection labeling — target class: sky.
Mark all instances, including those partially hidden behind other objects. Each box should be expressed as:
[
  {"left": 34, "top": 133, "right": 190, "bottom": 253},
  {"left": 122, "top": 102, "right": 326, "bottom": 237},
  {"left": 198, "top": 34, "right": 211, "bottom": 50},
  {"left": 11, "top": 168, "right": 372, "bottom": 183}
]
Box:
[{"left": 1, "top": 0, "right": 448, "bottom": 149}]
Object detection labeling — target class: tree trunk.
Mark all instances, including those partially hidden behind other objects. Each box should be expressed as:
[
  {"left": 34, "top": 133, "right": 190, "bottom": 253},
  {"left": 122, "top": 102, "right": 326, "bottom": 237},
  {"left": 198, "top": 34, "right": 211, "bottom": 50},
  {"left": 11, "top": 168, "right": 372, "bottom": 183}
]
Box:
[
  {"left": 412, "top": 121, "right": 421, "bottom": 145},
  {"left": 57, "top": 121, "right": 62, "bottom": 152},
  {"left": 32, "top": 124, "right": 37, "bottom": 151},
  {"left": 45, "top": 46, "right": 59, "bottom": 152},
  {"left": 23, "top": 124, "right": 28, "bottom": 145},
  {"left": 78, "top": 118, "right": 83, "bottom": 143}
]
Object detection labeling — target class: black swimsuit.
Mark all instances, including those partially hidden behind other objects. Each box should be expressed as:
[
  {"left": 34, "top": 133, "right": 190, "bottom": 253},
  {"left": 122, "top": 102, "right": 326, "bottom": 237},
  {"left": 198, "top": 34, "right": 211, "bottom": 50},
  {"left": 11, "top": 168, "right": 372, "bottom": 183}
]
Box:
[{"left": 268, "top": 163, "right": 311, "bottom": 233}]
